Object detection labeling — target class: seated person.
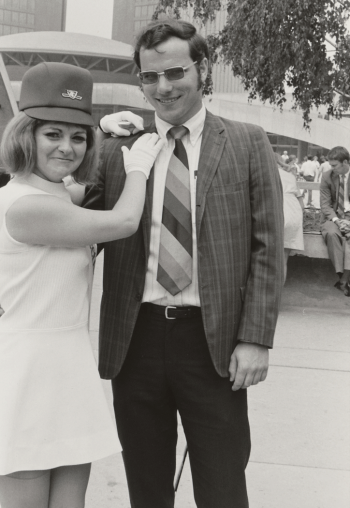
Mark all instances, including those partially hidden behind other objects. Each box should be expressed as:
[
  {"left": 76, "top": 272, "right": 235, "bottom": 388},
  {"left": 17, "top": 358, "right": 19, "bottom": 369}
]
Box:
[{"left": 320, "top": 146, "right": 350, "bottom": 295}]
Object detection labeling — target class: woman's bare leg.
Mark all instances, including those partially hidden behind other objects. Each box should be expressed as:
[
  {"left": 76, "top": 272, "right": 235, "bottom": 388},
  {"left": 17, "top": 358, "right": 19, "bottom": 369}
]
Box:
[
  {"left": 49, "top": 463, "right": 91, "bottom": 508},
  {"left": 0, "top": 470, "right": 50, "bottom": 508}
]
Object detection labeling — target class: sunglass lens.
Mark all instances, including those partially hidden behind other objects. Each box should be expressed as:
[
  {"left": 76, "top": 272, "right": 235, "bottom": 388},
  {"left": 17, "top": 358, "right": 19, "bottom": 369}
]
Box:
[
  {"left": 165, "top": 67, "right": 184, "bottom": 81},
  {"left": 141, "top": 72, "right": 158, "bottom": 84}
]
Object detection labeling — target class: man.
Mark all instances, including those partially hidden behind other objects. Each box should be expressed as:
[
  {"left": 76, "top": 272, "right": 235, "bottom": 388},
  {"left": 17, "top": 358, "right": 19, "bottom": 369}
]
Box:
[
  {"left": 287, "top": 154, "right": 300, "bottom": 177},
  {"left": 84, "top": 19, "right": 284, "bottom": 508},
  {"left": 281, "top": 150, "right": 289, "bottom": 162},
  {"left": 320, "top": 146, "right": 350, "bottom": 294},
  {"left": 300, "top": 155, "right": 319, "bottom": 207}
]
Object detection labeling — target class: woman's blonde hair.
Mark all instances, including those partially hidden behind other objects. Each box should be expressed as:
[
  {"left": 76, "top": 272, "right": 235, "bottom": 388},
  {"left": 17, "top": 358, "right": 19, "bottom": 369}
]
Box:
[{"left": 0, "top": 112, "right": 98, "bottom": 184}]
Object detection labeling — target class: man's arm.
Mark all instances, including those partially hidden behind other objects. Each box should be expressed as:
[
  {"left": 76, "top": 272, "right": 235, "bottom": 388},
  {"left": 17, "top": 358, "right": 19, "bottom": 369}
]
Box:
[
  {"left": 228, "top": 126, "right": 284, "bottom": 390},
  {"left": 320, "top": 172, "right": 337, "bottom": 221}
]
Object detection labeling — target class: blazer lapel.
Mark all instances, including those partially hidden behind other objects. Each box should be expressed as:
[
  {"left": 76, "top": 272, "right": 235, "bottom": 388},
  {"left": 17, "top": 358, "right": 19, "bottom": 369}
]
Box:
[{"left": 196, "top": 111, "right": 226, "bottom": 232}]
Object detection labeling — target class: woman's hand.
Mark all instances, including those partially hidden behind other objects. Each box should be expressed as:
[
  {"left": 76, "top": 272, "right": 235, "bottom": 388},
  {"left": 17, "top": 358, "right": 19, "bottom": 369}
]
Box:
[
  {"left": 122, "top": 133, "right": 165, "bottom": 179},
  {"left": 100, "top": 111, "right": 144, "bottom": 137}
]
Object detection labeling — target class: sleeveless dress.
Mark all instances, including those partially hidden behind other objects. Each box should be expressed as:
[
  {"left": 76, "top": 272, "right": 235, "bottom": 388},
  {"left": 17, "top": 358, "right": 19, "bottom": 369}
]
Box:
[{"left": 0, "top": 173, "right": 121, "bottom": 475}]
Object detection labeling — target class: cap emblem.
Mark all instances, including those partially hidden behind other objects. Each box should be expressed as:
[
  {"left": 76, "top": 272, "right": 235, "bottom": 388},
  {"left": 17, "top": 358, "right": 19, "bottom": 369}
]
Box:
[{"left": 62, "top": 89, "right": 82, "bottom": 100}]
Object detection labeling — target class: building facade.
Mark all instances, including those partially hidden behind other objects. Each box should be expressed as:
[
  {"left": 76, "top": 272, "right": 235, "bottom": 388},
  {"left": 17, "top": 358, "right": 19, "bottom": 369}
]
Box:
[{"left": 0, "top": 0, "right": 66, "bottom": 36}]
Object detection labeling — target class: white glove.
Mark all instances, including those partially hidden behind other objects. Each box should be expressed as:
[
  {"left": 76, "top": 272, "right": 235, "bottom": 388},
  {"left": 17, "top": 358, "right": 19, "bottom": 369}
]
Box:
[
  {"left": 121, "top": 133, "right": 165, "bottom": 179},
  {"left": 100, "top": 111, "right": 144, "bottom": 137}
]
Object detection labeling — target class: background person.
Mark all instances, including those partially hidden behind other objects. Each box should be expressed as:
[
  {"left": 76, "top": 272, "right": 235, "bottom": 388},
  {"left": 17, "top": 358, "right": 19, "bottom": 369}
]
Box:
[
  {"left": 0, "top": 62, "right": 163, "bottom": 508},
  {"left": 320, "top": 146, "right": 350, "bottom": 295},
  {"left": 287, "top": 154, "right": 300, "bottom": 178},
  {"left": 86, "top": 19, "right": 284, "bottom": 508},
  {"left": 275, "top": 153, "right": 304, "bottom": 282},
  {"left": 300, "top": 155, "right": 319, "bottom": 207}
]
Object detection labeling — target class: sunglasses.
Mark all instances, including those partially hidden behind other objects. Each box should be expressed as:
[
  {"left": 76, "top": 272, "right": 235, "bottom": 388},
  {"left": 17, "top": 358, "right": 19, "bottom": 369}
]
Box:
[{"left": 138, "top": 61, "right": 198, "bottom": 85}]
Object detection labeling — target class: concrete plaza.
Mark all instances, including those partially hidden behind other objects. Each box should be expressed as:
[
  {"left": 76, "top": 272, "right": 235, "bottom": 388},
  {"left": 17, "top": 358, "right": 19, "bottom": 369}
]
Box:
[{"left": 86, "top": 254, "right": 350, "bottom": 508}]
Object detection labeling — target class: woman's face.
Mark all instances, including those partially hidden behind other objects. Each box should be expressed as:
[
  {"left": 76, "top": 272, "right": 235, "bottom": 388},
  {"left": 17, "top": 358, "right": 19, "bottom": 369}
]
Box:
[{"left": 34, "top": 122, "right": 87, "bottom": 182}]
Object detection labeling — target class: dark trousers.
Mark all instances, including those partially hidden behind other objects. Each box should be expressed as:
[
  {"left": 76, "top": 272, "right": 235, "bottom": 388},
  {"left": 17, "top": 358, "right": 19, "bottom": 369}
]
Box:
[{"left": 112, "top": 306, "right": 251, "bottom": 508}]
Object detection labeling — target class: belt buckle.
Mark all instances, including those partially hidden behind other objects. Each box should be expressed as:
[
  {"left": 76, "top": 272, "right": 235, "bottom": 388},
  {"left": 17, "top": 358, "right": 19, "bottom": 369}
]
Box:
[{"left": 165, "top": 305, "right": 176, "bottom": 319}]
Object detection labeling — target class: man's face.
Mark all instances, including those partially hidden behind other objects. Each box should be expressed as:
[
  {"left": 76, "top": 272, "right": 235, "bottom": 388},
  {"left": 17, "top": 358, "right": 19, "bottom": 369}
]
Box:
[
  {"left": 329, "top": 159, "right": 349, "bottom": 175},
  {"left": 139, "top": 37, "right": 208, "bottom": 125}
]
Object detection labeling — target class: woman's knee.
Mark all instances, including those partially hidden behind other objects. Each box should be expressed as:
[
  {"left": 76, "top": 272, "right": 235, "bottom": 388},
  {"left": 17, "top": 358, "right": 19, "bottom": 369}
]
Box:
[
  {"left": 49, "top": 463, "right": 91, "bottom": 508},
  {"left": 0, "top": 470, "right": 50, "bottom": 508}
]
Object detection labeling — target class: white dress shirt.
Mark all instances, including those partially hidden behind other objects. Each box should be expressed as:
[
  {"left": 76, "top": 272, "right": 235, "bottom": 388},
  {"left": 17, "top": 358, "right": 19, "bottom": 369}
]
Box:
[{"left": 142, "top": 105, "right": 206, "bottom": 307}]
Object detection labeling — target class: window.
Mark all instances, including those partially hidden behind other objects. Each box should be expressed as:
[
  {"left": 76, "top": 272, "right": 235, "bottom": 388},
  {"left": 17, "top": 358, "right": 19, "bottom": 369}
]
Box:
[
  {"left": 20, "top": 0, "right": 27, "bottom": 10},
  {"left": 4, "top": 0, "right": 11, "bottom": 9},
  {"left": 135, "top": 6, "right": 141, "bottom": 17},
  {"left": 141, "top": 5, "right": 147, "bottom": 16},
  {"left": 0, "top": 9, "right": 3, "bottom": 21},
  {"left": 13, "top": 0, "right": 19, "bottom": 8},
  {"left": 0, "top": 0, "right": 4, "bottom": 8},
  {"left": 134, "top": 20, "right": 141, "bottom": 31},
  {"left": 148, "top": 4, "right": 154, "bottom": 16},
  {"left": 3, "top": 24, "right": 10, "bottom": 34},
  {"left": 12, "top": 11, "right": 18, "bottom": 22},
  {"left": 4, "top": 9, "right": 10, "bottom": 22},
  {"left": 27, "top": 0, "right": 34, "bottom": 12},
  {"left": 27, "top": 12, "right": 34, "bottom": 25},
  {"left": 0, "top": 24, "right": 3, "bottom": 34},
  {"left": 11, "top": 25, "right": 18, "bottom": 33}
]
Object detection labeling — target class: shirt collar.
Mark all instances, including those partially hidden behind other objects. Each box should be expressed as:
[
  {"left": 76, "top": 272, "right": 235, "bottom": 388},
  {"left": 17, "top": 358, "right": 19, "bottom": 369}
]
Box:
[{"left": 155, "top": 104, "right": 206, "bottom": 146}]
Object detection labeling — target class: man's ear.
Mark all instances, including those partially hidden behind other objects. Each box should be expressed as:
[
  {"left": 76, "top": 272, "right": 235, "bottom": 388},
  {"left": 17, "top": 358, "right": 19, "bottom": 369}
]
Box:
[{"left": 199, "top": 57, "right": 208, "bottom": 83}]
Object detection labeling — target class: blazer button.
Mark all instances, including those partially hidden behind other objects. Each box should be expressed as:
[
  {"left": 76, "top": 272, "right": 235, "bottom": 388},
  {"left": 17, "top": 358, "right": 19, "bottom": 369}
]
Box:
[{"left": 135, "top": 293, "right": 142, "bottom": 301}]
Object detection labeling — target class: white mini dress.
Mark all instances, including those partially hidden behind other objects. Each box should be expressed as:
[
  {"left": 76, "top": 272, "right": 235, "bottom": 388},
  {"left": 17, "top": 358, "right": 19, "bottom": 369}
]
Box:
[{"left": 0, "top": 174, "right": 121, "bottom": 475}]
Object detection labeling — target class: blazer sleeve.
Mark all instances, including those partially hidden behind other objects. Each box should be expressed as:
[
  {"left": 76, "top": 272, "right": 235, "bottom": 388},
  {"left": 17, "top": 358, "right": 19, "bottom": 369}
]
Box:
[
  {"left": 320, "top": 172, "right": 337, "bottom": 221},
  {"left": 236, "top": 126, "right": 284, "bottom": 348}
]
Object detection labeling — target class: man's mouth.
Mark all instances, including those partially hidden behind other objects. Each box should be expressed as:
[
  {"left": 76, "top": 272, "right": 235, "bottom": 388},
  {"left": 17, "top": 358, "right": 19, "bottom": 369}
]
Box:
[{"left": 157, "top": 96, "right": 180, "bottom": 104}]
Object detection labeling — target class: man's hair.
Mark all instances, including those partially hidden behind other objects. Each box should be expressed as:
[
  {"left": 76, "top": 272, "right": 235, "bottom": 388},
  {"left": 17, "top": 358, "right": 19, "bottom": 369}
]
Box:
[
  {"left": 133, "top": 18, "right": 209, "bottom": 70},
  {"left": 0, "top": 112, "right": 98, "bottom": 184},
  {"left": 327, "top": 146, "right": 350, "bottom": 163}
]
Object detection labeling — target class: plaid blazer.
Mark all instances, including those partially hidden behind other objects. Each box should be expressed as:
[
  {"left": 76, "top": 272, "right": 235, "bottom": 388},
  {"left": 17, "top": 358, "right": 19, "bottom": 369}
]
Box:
[{"left": 84, "top": 111, "right": 284, "bottom": 379}]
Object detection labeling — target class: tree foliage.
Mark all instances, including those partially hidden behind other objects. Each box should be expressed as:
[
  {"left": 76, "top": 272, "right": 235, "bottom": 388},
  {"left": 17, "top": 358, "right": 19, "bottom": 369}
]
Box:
[{"left": 154, "top": 0, "right": 350, "bottom": 127}]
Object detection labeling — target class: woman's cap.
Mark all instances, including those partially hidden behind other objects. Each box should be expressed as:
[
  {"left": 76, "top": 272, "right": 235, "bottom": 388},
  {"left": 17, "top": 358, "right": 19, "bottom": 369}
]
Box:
[{"left": 19, "top": 62, "right": 94, "bottom": 127}]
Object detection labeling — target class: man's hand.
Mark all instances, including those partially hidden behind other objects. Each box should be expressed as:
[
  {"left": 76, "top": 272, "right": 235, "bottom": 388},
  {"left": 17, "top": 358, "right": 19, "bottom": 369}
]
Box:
[
  {"left": 337, "top": 219, "right": 350, "bottom": 234},
  {"left": 100, "top": 111, "right": 144, "bottom": 137},
  {"left": 229, "top": 343, "right": 269, "bottom": 391}
]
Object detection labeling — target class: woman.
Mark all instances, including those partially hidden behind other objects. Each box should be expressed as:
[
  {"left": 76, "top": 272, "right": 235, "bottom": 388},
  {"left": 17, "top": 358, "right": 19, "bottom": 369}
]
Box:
[
  {"left": 0, "top": 62, "right": 163, "bottom": 508},
  {"left": 275, "top": 153, "right": 304, "bottom": 283}
]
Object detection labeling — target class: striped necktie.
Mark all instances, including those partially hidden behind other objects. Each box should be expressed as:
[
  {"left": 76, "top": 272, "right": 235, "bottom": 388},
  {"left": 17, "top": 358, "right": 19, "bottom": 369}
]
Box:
[
  {"left": 157, "top": 125, "right": 192, "bottom": 296},
  {"left": 338, "top": 175, "right": 345, "bottom": 219}
]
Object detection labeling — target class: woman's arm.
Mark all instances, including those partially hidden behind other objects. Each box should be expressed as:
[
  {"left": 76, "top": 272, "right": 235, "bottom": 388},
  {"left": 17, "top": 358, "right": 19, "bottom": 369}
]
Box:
[
  {"left": 297, "top": 195, "right": 304, "bottom": 211},
  {"left": 6, "top": 134, "right": 163, "bottom": 248}
]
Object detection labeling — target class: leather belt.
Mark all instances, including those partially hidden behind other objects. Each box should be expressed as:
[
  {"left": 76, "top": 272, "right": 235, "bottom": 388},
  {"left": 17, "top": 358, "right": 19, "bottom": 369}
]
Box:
[{"left": 141, "top": 303, "right": 201, "bottom": 320}]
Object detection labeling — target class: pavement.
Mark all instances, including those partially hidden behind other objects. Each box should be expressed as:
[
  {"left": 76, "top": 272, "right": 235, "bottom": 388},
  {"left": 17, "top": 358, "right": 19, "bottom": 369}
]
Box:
[{"left": 85, "top": 253, "right": 350, "bottom": 508}]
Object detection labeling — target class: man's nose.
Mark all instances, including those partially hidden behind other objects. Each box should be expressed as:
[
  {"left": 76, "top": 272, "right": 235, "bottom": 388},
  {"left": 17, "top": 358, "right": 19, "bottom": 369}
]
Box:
[{"left": 157, "top": 74, "right": 173, "bottom": 93}]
